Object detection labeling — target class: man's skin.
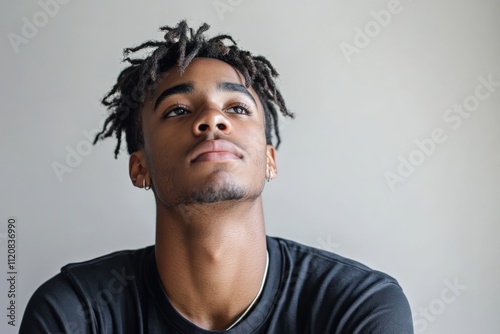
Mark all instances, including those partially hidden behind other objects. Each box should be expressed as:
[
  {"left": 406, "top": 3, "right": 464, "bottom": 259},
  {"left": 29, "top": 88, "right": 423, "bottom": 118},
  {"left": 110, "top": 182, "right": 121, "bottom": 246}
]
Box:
[{"left": 128, "top": 58, "right": 277, "bottom": 330}]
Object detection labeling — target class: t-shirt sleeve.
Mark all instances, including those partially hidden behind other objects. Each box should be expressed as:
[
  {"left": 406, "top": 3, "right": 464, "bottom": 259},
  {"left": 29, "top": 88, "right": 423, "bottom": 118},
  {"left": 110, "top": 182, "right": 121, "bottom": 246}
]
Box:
[
  {"left": 345, "top": 281, "right": 414, "bottom": 334},
  {"left": 20, "top": 272, "right": 95, "bottom": 334}
]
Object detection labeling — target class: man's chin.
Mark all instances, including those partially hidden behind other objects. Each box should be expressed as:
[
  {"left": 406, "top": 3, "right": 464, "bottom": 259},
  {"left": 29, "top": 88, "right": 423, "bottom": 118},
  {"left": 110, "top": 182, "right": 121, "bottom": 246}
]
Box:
[{"left": 189, "top": 182, "right": 246, "bottom": 204}]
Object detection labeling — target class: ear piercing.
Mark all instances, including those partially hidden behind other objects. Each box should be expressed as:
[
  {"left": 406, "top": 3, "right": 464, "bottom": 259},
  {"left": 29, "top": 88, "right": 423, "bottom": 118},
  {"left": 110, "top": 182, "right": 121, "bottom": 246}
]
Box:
[
  {"left": 266, "top": 169, "right": 274, "bottom": 182},
  {"left": 143, "top": 178, "right": 151, "bottom": 190}
]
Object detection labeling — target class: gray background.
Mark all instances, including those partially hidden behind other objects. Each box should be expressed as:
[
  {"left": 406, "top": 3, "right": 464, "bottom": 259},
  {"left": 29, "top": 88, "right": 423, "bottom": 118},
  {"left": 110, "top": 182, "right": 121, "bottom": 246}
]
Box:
[{"left": 1, "top": 0, "right": 499, "bottom": 333}]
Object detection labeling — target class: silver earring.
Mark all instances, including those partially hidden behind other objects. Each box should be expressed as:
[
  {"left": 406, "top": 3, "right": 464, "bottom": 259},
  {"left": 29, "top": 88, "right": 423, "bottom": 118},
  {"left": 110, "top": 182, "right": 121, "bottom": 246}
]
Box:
[
  {"left": 143, "top": 179, "right": 151, "bottom": 190},
  {"left": 267, "top": 169, "right": 273, "bottom": 182}
]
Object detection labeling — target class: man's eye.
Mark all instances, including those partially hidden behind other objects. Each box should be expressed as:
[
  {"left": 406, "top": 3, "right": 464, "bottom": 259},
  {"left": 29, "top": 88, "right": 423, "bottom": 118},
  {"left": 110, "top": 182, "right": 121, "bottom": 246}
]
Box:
[
  {"left": 226, "top": 104, "right": 252, "bottom": 115},
  {"left": 162, "top": 107, "right": 189, "bottom": 118}
]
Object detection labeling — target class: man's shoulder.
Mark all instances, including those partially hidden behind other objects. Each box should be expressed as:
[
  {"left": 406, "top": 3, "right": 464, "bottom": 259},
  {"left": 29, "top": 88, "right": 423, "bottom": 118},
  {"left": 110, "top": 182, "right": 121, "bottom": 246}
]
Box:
[
  {"left": 58, "top": 245, "right": 154, "bottom": 291},
  {"left": 20, "top": 246, "right": 155, "bottom": 333},
  {"left": 268, "top": 235, "right": 402, "bottom": 295},
  {"left": 61, "top": 246, "right": 154, "bottom": 274},
  {"left": 270, "top": 236, "right": 392, "bottom": 275},
  {"left": 267, "top": 236, "right": 413, "bottom": 333}
]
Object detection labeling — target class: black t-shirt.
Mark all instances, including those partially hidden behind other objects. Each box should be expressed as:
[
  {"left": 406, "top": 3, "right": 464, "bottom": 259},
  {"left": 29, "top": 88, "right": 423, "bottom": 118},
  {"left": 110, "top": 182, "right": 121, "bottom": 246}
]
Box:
[{"left": 20, "top": 236, "right": 413, "bottom": 333}]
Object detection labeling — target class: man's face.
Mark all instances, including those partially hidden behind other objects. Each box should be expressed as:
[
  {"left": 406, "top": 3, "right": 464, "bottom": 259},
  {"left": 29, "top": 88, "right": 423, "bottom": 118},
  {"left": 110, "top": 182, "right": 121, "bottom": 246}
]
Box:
[{"left": 135, "top": 58, "right": 276, "bottom": 207}]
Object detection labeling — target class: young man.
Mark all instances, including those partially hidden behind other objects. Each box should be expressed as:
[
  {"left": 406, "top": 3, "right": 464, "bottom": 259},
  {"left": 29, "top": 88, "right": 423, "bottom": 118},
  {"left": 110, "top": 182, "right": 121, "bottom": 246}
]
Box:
[{"left": 21, "top": 21, "right": 413, "bottom": 333}]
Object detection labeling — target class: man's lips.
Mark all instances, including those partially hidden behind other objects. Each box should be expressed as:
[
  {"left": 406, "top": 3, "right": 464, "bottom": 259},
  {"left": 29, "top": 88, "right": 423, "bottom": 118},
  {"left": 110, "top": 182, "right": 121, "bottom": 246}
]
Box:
[{"left": 190, "top": 140, "right": 243, "bottom": 163}]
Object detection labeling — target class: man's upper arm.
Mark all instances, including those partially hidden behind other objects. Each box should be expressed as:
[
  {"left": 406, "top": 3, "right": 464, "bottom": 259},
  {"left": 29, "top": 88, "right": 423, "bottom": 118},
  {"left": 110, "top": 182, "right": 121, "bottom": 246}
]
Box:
[
  {"left": 346, "top": 281, "right": 414, "bottom": 334},
  {"left": 20, "top": 273, "right": 94, "bottom": 334}
]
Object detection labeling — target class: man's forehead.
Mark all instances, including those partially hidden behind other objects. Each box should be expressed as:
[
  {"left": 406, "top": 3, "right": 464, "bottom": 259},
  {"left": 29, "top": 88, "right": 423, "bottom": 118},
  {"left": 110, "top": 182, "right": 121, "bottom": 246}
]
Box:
[
  {"left": 148, "top": 57, "right": 263, "bottom": 111},
  {"left": 157, "top": 57, "right": 247, "bottom": 87}
]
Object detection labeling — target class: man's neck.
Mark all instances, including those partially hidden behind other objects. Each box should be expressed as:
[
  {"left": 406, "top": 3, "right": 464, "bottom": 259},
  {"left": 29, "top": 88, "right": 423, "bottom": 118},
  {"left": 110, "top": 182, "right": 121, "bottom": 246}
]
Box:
[{"left": 154, "top": 198, "right": 268, "bottom": 330}]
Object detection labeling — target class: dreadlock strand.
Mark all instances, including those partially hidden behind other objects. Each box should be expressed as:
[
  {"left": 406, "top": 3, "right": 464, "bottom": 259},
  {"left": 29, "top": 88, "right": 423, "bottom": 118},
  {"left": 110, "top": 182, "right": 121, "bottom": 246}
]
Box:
[
  {"left": 208, "top": 34, "right": 237, "bottom": 47},
  {"left": 124, "top": 57, "right": 145, "bottom": 65},
  {"left": 149, "top": 45, "right": 169, "bottom": 82},
  {"left": 193, "top": 23, "right": 210, "bottom": 40},
  {"left": 254, "top": 55, "right": 279, "bottom": 77},
  {"left": 93, "top": 112, "right": 118, "bottom": 144},
  {"left": 124, "top": 41, "right": 164, "bottom": 55},
  {"left": 113, "top": 127, "right": 123, "bottom": 158},
  {"left": 242, "top": 51, "right": 257, "bottom": 80},
  {"left": 182, "top": 43, "right": 203, "bottom": 71}
]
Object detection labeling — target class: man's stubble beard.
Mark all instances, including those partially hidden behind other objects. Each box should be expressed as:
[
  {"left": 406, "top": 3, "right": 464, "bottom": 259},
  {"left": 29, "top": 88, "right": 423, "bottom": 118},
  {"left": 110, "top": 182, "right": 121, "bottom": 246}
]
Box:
[
  {"left": 189, "top": 179, "right": 246, "bottom": 204},
  {"left": 149, "top": 150, "right": 266, "bottom": 208},
  {"left": 158, "top": 169, "right": 261, "bottom": 207}
]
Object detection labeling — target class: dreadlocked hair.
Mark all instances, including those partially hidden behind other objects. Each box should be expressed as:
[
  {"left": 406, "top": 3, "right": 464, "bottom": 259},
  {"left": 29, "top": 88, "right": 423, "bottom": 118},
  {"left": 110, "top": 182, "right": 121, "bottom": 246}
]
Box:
[{"left": 94, "top": 20, "right": 294, "bottom": 158}]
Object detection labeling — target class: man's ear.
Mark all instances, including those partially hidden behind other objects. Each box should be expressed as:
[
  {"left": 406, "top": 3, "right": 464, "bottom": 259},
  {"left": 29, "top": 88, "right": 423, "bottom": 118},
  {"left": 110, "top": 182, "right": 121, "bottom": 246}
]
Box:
[
  {"left": 266, "top": 145, "right": 277, "bottom": 180},
  {"left": 129, "top": 150, "right": 150, "bottom": 189}
]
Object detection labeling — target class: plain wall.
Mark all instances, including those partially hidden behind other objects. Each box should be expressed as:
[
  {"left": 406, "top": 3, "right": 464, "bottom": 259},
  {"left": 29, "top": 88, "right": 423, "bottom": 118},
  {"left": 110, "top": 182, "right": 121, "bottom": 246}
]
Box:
[{"left": 1, "top": 0, "right": 499, "bottom": 333}]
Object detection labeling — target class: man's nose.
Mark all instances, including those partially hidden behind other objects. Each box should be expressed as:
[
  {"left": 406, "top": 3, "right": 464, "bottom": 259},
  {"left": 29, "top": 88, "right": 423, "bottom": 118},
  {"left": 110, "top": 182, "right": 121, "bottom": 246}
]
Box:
[{"left": 192, "top": 108, "right": 232, "bottom": 136}]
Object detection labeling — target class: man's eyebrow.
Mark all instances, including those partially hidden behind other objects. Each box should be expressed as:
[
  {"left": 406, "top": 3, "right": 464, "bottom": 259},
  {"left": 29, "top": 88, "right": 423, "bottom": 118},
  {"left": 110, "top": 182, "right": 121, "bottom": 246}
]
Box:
[
  {"left": 153, "top": 82, "right": 194, "bottom": 111},
  {"left": 217, "top": 82, "right": 257, "bottom": 105}
]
